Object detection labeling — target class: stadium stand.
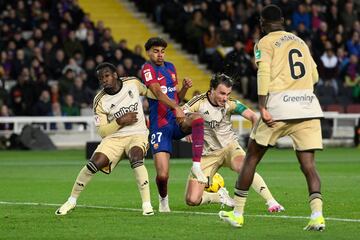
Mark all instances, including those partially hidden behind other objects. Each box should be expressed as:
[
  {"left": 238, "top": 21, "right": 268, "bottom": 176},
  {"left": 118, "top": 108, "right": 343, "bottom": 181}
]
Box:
[
  {"left": 0, "top": 0, "right": 149, "bottom": 117},
  {"left": 325, "top": 104, "right": 345, "bottom": 113},
  {"left": 76, "top": 0, "right": 211, "bottom": 96},
  {"left": 346, "top": 103, "right": 360, "bottom": 113},
  {"left": 132, "top": 0, "right": 360, "bottom": 105}
]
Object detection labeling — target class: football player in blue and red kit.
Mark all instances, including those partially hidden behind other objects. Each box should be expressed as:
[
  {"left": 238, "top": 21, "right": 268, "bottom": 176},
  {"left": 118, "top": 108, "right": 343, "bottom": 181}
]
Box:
[{"left": 141, "top": 37, "right": 207, "bottom": 212}]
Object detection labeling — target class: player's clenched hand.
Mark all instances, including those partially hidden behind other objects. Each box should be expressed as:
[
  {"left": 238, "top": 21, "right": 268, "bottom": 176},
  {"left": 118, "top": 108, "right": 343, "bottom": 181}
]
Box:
[
  {"left": 183, "top": 78, "right": 192, "bottom": 89},
  {"left": 175, "top": 107, "right": 185, "bottom": 124},
  {"left": 185, "top": 135, "right": 192, "bottom": 143},
  {"left": 116, "top": 112, "right": 138, "bottom": 126},
  {"left": 260, "top": 108, "right": 276, "bottom": 127}
]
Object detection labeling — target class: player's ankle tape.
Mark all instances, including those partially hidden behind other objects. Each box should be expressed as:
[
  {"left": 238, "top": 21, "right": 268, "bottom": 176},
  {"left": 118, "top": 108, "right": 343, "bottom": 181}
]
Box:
[
  {"left": 309, "top": 192, "right": 322, "bottom": 202},
  {"left": 86, "top": 161, "right": 98, "bottom": 173},
  {"left": 234, "top": 189, "right": 248, "bottom": 197},
  {"left": 130, "top": 159, "right": 144, "bottom": 169}
]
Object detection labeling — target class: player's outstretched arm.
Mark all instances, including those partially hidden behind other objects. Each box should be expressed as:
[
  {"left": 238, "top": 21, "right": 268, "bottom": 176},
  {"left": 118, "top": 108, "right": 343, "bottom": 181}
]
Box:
[{"left": 241, "top": 109, "right": 258, "bottom": 127}]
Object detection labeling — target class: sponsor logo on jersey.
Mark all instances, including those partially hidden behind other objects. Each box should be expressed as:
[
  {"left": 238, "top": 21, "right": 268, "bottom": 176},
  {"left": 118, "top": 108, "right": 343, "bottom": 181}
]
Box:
[
  {"left": 160, "top": 86, "right": 177, "bottom": 94},
  {"left": 114, "top": 102, "right": 138, "bottom": 118},
  {"left": 157, "top": 76, "right": 165, "bottom": 81},
  {"left": 255, "top": 50, "right": 261, "bottom": 59},
  {"left": 160, "top": 86, "right": 168, "bottom": 93},
  {"left": 283, "top": 94, "right": 314, "bottom": 103}
]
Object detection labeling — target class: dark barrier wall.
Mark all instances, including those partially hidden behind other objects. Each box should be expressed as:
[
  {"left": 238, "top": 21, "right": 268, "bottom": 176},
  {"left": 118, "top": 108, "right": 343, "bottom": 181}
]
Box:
[
  {"left": 355, "top": 126, "right": 360, "bottom": 147},
  {"left": 86, "top": 140, "right": 193, "bottom": 160}
]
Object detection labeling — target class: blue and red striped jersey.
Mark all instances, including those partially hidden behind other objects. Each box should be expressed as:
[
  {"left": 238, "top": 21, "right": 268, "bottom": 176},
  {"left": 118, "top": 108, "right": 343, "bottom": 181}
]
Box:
[{"left": 141, "top": 61, "right": 179, "bottom": 129}]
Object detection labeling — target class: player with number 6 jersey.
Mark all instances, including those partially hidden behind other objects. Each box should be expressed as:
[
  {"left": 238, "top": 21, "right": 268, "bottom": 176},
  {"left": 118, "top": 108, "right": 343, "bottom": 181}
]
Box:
[
  {"left": 219, "top": 4, "right": 325, "bottom": 231},
  {"left": 253, "top": 21, "right": 323, "bottom": 121}
]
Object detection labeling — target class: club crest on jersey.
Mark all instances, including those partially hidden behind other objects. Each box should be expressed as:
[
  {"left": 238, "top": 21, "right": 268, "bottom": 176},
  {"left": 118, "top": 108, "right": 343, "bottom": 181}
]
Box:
[
  {"left": 144, "top": 69, "right": 153, "bottom": 82},
  {"left": 114, "top": 103, "right": 138, "bottom": 118},
  {"left": 171, "top": 74, "right": 176, "bottom": 82},
  {"left": 128, "top": 90, "right": 134, "bottom": 98},
  {"left": 208, "top": 120, "right": 220, "bottom": 129}
]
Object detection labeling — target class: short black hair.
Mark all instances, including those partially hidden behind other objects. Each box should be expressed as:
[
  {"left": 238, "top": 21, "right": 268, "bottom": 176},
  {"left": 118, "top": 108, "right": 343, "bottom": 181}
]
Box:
[
  {"left": 261, "top": 4, "right": 283, "bottom": 22},
  {"left": 210, "top": 73, "right": 233, "bottom": 90},
  {"left": 144, "top": 37, "right": 167, "bottom": 51},
  {"left": 95, "top": 62, "right": 117, "bottom": 77}
]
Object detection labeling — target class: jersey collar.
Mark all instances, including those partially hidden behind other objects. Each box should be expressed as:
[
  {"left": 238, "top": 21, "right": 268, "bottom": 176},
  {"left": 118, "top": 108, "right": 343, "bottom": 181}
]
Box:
[{"left": 207, "top": 91, "right": 219, "bottom": 107}]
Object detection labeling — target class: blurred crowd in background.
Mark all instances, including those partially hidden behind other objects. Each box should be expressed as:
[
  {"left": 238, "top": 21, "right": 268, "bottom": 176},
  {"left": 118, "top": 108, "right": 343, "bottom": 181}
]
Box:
[
  {"left": 0, "top": 0, "right": 147, "bottom": 124},
  {"left": 135, "top": 0, "right": 360, "bottom": 105}
]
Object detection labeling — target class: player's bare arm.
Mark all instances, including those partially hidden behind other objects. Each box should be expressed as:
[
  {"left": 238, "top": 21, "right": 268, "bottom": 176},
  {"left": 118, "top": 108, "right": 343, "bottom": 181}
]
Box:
[
  {"left": 177, "top": 78, "right": 192, "bottom": 102},
  {"left": 241, "top": 109, "right": 258, "bottom": 127},
  {"left": 258, "top": 95, "right": 275, "bottom": 127}
]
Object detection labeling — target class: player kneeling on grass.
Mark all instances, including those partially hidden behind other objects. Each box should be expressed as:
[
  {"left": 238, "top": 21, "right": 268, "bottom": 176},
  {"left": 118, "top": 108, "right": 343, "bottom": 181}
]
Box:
[
  {"left": 55, "top": 62, "right": 154, "bottom": 216},
  {"left": 183, "top": 73, "right": 284, "bottom": 212}
]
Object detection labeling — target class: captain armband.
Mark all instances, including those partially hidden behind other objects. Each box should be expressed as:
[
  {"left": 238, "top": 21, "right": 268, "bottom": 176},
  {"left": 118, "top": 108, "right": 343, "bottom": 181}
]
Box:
[{"left": 233, "top": 100, "right": 248, "bottom": 115}]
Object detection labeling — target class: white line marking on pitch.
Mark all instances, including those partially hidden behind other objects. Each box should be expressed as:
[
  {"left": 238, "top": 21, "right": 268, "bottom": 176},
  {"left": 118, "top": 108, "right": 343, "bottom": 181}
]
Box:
[{"left": 1, "top": 201, "right": 359, "bottom": 223}]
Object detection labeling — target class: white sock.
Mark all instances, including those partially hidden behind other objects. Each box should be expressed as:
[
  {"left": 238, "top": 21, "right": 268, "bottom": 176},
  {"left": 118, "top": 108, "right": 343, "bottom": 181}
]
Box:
[
  {"left": 311, "top": 211, "right": 322, "bottom": 219},
  {"left": 233, "top": 211, "right": 243, "bottom": 217},
  {"left": 68, "top": 196, "right": 77, "bottom": 205},
  {"left": 159, "top": 195, "right": 168, "bottom": 201},
  {"left": 142, "top": 201, "right": 152, "bottom": 207},
  {"left": 266, "top": 199, "right": 278, "bottom": 207},
  {"left": 192, "top": 162, "right": 201, "bottom": 169}
]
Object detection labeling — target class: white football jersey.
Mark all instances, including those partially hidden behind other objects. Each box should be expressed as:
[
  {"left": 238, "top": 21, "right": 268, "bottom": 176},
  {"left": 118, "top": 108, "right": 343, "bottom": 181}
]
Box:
[
  {"left": 93, "top": 77, "right": 148, "bottom": 138},
  {"left": 183, "top": 92, "right": 248, "bottom": 155}
]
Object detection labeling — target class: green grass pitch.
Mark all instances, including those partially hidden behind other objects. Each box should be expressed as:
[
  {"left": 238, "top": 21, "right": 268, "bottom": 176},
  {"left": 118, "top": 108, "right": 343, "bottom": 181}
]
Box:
[{"left": 0, "top": 148, "right": 359, "bottom": 239}]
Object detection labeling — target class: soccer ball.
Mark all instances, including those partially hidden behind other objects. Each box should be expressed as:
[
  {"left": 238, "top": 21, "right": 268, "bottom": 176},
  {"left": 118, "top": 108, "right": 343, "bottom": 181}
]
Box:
[{"left": 205, "top": 173, "right": 225, "bottom": 193}]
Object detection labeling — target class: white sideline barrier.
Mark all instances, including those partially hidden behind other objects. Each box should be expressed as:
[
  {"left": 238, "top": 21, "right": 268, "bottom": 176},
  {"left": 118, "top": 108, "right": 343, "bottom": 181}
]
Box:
[
  {"left": 231, "top": 112, "right": 360, "bottom": 137},
  {"left": 0, "top": 112, "right": 359, "bottom": 148},
  {"left": 0, "top": 116, "right": 100, "bottom": 148}
]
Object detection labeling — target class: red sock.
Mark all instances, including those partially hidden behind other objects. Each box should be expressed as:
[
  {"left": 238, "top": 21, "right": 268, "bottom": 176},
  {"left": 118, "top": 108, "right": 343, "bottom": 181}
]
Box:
[{"left": 191, "top": 118, "right": 204, "bottom": 163}]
